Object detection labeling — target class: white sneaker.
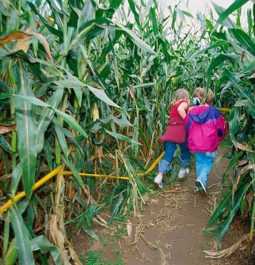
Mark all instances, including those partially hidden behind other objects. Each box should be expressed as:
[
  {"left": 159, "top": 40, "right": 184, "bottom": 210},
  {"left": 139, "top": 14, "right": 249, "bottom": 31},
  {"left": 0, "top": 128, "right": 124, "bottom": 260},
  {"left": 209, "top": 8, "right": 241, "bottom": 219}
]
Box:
[
  {"left": 195, "top": 179, "right": 206, "bottom": 196},
  {"left": 178, "top": 168, "right": 189, "bottom": 179},
  {"left": 154, "top": 175, "right": 163, "bottom": 189}
]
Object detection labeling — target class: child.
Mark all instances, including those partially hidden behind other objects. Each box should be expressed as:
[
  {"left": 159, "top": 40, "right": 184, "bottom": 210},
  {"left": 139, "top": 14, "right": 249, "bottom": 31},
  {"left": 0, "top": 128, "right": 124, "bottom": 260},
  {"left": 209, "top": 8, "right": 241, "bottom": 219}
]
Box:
[
  {"left": 192, "top": 87, "right": 206, "bottom": 107},
  {"left": 154, "top": 88, "right": 191, "bottom": 188},
  {"left": 185, "top": 89, "right": 227, "bottom": 195}
]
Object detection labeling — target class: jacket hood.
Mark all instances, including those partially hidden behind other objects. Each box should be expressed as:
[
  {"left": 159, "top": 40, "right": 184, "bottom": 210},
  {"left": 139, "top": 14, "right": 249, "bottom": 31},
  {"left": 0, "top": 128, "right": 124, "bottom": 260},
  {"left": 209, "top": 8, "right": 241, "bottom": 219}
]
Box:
[{"left": 189, "top": 106, "right": 212, "bottom": 124}]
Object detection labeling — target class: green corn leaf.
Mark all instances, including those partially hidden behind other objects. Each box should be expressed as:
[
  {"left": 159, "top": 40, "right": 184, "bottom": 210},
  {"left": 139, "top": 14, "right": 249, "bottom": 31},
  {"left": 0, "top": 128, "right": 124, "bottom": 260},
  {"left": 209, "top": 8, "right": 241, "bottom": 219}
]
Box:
[
  {"left": 105, "top": 129, "right": 140, "bottom": 145},
  {"left": 81, "top": 227, "right": 99, "bottom": 241},
  {"left": 225, "top": 70, "right": 255, "bottom": 110},
  {"left": 150, "top": 7, "right": 159, "bottom": 34},
  {"left": 230, "top": 28, "right": 255, "bottom": 56},
  {"left": 3, "top": 240, "right": 17, "bottom": 265},
  {"left": 36, "top": 88, "right": 64, "bottom": 154},
  {"left": 216, "top": 0, "right": 249, "bottom": 25},
  {"left": 12, "top": 94, "right": 88, "bottom": 138},
  {"left": 10, "top": 206, "right": 35, "bottom": 265},
  {"left": 110, "top": 0, "right": 123, "bottom": 9},
  {"left": 54, "top": 77, "right": 84, "bottom": 88},
  {"left": 53, "top": 119, "right": 68, "bottom": 157},
  {"left": 111, "top": 115, "right": 132, "bottom": 128},
  {"left": 171, "top": 8, "right": 177, "bottom": 29},
  {"left": 10, "top": 163, "right": 22, "bottom": 196},
  {"left": 206, "top": 192, "right": 232, "bottom": 227},
  {"left": 76, "top": 0, "right": 95, "bottom": 27},
  {"left": 243, "top": 61, "right": 255, "bottom": 73},
  {"left": 63, "top": 157, "right": 85, "bottom": 189},
  {"left": 229, "top": 108, "right": 241, "bottom": 147},
  {"left": 207, "top": 54, "right": 238, "bottom": 75},
  {"left": 213, "top": 3, "right": 235, "bottom": 28},
  {"left": 14, "top": 94, "right": 48, "bottom": 107},
  {"left": 247, "top": 8, "right": 252, "bottom": 35},
  {"left": 0, "top": 93, "right": 10, "bottom": 99},
  {"left": 216, "top": 181, "right": 251, "bottom": 243},
  {"left": 28, "top": 2, "right": 63, "bottom": 39},
  {"left": 0, "top": 135, "right": 12, "bottom": 153},
  {"left": 108, "top": 194, "right": 124, "bottom": 224},
  {"left": 31, "top": 235, "right": 63, "bottom": 265},
  {"left": 128, "top": 0, "right": 141, "bottom": 29},
  {"left": 86, "top": 84, "right": 121, "bottom": 108},
  {"left": 44, "top": 139, "right": 53, "bottom": 171},
  {"left": 116, "top": 24, "right": 157, "bottom": 55},
  {"left": 54, "top": 109, "right": 87, "bottom": 138},
  {"left": 15, "top": 63, "right": 37, "bottom": 199},
  {"left": 62, "top": 128, "right": 84, "bottom": 155}
]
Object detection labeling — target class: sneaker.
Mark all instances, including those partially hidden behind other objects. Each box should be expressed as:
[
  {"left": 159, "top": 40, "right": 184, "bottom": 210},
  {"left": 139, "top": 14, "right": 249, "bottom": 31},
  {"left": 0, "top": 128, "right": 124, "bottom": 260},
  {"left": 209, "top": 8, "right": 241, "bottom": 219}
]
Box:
[
  {"left": 178, "top": 168, "right": 189, "bottom": 179},
  {"left": 154, "top": 175, "right": 163, "bottom": 189},
  {"left": 195, "top": 179, "right": 206, "bottom": 196}
]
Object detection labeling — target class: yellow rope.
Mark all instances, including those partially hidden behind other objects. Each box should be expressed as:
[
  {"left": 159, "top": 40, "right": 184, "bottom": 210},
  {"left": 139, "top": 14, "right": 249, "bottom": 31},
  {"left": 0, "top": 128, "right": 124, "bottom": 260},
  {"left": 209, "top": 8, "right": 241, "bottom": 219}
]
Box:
[
  {"left": 60, "top": 171, "right": 130, "bottom": 180},
  {"left": 0, "top": 152, "right": 164, "bottom": 215},
  {"left": 0, "top": 167, "right": 62, "bottom": 215},
  {"left": 218, "top": 107, "right": 230, "bottom": 113}
]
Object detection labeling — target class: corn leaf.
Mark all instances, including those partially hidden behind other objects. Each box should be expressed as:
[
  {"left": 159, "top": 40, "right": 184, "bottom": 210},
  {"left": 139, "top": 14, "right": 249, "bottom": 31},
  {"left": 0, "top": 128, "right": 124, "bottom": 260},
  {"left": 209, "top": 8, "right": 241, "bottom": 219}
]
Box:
[
  {"left": 213, "top": 3, "right": 235, "bottom": 28},
  {"left": 105, "top": 129, "right": 140, "bottom": 145},
  {"left": 225, "top": 70, "right": 255, "bottom": 110},
  {"left": 3, "top": 240, "right": 17, "bottom": 265},
  {"left": 216, "top": 181, "right": 251, "bottom": 243},
  {"left": 15, "top": 62, "right": 37, "bottom": 199},
  {"left": 36, "top": 88, "right": 64, "bottom": 154},
  {"left": 31, "top": 235, "right": 63, "bottom": 265},
  {"left": 13, "top": 94, "right": 88, "bottom": 138},
  {"left": 216, "top": 0, "right": 249, "bottom": 24},
  {"left": 10, "top": 206, "right": 35, "bottom": 265},
  {"left": 128, "top": 0, "right": 141, "bottom": 29},
  {"left": 230, "top": 28, "right": 255, "bottom": 56},
  {"left": 53, "top": 119, "right": 68, "bottom": 157},
  {"left": 0, "top": 135, "right": 11, "bottom": 153},
  {"left": 86, "top": 84, "right": 121, "bottom": 108},
  {"left": 10, "top": 163, "right": 22, "bottom": 196},
  {"left": 207, "top": 54, "right": 237, "bottom": 75},
  {"left": 117, "top": 24, "right": 157, "bottom": 55}
]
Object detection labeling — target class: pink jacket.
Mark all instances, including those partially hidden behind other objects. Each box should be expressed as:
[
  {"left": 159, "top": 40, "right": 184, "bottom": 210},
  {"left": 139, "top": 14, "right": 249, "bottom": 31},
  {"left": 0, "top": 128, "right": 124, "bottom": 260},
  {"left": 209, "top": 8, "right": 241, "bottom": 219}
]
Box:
[{"left": 185, "top": 105, "right": 227, "bottom": 152}]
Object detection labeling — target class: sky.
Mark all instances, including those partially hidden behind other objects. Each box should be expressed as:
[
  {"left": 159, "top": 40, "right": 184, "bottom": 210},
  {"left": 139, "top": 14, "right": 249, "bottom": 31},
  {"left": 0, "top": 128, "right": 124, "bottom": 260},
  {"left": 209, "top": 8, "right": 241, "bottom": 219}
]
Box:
[
  {"left": 157, "top": 0, "right": 253, "bottom": 33},
  {"left": 159, "top": 0, "right": 253, "bottom": 15}
]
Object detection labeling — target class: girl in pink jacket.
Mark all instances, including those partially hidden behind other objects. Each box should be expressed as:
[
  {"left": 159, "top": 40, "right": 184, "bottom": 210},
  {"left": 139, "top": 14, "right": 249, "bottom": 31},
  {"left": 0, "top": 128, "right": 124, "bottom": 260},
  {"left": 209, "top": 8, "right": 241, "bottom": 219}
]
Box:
[{"left": 185, "top": 89, "right": 227, "bottom": 195}]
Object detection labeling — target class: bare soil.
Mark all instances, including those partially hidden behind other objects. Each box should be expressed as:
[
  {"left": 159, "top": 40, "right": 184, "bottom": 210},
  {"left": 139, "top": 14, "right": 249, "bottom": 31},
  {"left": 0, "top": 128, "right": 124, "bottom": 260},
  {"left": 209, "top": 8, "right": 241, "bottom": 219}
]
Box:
[{"left": 73, "top": 149, "right": 251, "bottom": 265}]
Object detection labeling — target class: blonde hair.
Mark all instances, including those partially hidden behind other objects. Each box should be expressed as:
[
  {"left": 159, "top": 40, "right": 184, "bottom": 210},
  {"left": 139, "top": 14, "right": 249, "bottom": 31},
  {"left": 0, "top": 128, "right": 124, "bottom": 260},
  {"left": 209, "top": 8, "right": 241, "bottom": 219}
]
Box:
[
  {"left": 194, "top": 87, "right": 206, "bottom": 100},
  {"left": 171, "top": 88, "right": 190, "bottom": 106},
  {"left": 206, "top": 89, "right": 214, "bottom": 105}
]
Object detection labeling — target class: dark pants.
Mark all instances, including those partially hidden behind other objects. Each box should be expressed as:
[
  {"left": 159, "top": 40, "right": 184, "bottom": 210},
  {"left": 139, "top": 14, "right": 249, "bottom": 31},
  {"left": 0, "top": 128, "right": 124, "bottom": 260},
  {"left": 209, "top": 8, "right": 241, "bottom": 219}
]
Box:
[{"left": 158, "top": 141, "right": 190, "bottom": 174}]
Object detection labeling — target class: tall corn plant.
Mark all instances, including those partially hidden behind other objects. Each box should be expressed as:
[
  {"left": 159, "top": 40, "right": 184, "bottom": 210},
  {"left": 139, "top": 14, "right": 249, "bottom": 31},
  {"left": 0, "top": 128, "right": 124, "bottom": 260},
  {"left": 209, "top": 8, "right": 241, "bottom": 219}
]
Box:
[
  {"left": 198, "top": 0, "right": 255, "bottom": 249},
  {"left": 0, "top": 0, "right": 153, "bottom": 263},
  {"left": 0, "top": 0, "right": 204, "bottom": 264},
  {"left": 1, "top": 0, "right": 246, "bottom": 263}
]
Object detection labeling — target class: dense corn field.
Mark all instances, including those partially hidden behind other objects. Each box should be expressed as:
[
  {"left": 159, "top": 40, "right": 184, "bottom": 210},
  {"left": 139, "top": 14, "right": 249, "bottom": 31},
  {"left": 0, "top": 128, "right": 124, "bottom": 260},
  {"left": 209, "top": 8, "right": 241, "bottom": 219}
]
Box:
[{"left": 0, "top": 0, "right": 255, "bottom": 264}]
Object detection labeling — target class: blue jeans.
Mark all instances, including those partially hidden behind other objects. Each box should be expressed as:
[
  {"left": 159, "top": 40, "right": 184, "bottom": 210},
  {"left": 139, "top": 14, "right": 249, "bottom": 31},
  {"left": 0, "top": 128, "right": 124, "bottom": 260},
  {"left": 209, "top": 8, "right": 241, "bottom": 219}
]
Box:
[
  {"left": 158, "top": 141, "right": 190, "bottom": 174},
  {"left": 194, "top": 152, "right": 217, "bottom": 188}
]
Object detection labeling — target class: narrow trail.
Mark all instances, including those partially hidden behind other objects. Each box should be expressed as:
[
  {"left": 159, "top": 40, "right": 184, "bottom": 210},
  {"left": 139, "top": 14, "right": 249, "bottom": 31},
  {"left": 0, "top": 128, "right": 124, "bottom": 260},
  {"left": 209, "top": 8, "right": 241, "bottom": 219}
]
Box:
[
  {"left": 74, "top": 148, "right": 247, "bottom": 265},
  {"left": 121, "top": 150, "right": 229, "bottom": 265}
]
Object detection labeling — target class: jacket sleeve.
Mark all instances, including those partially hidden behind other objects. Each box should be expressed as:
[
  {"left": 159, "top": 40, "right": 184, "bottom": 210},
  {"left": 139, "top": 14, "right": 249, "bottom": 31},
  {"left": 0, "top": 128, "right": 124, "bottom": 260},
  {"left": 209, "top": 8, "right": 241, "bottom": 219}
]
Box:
[{"left": 217, "top": 115, "right": 228, "bottom": 142}]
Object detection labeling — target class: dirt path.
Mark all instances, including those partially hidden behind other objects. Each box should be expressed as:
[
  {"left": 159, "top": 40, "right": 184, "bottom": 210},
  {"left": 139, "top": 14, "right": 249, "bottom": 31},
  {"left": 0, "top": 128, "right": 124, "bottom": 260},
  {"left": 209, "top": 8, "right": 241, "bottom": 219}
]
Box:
[
  {"left": 74, "top": 149, "right": 248, "bottom": 265},
  {"left": 121, "top": 155, "right": 230, "bottom": 265}
]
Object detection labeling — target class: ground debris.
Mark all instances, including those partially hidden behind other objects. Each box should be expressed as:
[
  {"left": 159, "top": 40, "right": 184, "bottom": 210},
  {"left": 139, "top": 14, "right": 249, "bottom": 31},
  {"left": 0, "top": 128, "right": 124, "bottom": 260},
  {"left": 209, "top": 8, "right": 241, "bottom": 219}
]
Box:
[{"left": 203, "top": 234, "right": 249, "bottom": 259}]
